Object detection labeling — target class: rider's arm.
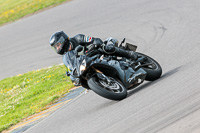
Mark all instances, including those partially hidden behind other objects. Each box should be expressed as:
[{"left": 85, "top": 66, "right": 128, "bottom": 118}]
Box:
[{"left": 73, "top": 34, "right": 103, "bottom": 47}]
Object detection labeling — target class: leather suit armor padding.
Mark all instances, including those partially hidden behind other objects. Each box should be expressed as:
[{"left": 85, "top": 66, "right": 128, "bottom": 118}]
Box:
[{"left": 69, "top": 34, "right": 103, "bottom": 50}]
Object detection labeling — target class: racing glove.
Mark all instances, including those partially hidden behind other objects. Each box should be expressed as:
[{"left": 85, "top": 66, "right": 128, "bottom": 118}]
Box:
[{"left": 87, "top": 43, "right": 101, "bottom": 52}]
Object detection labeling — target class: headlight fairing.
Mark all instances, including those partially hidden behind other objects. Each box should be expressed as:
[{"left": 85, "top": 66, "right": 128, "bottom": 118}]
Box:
[{"left": 80, "top": 59, "right": 86, "bottom": 74}]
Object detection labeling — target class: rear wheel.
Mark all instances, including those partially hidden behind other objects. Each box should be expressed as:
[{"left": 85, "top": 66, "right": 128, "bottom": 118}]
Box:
[
  {"left": 137, "top": 53, "right": 162, "bottom": 81},
  {"left": 88, "top": 76, "right": 127, "bottom": 100}
]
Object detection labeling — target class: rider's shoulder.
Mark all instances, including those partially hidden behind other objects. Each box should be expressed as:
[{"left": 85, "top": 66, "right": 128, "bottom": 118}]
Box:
[
  {"left": 71, "top": 34, "right": 85, "bottom": 43},
  {"left": 72, "top": 34, "right": 85, "bottom": 39}
]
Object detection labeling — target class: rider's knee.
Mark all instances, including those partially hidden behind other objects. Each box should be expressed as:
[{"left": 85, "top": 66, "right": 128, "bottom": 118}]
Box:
[
  {"left": 104, "top": 44, "right": 116, "bottom": 53},
  {"left": 104, "top": 37, "right": 118, "bottom": 47}
]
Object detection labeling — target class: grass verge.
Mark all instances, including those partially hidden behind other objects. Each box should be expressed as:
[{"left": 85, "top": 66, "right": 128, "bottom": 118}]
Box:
[
  {"left": 0, "top": 64, "right": 74, "bottom": 132},
  {"left": 0, "top": 0, "right": 68, "bottom": 26}
]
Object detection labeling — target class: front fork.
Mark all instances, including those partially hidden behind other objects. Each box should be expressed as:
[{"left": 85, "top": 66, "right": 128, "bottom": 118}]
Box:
[{"left": 92, "top": 67, "right": 112, "bottom": 85}]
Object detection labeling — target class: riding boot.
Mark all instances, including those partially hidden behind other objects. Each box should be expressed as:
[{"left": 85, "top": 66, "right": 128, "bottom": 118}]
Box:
[
  {"left": 104, "top": 44, "right": 138, "bottom": 60},
  {"left": 114, "top": 47, "right": 138, "bottom": 60}
]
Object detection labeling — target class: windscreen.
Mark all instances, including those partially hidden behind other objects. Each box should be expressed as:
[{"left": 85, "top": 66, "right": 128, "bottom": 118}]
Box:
[{"left": 63, "top": 50, "right": 85, "bottom": 75}]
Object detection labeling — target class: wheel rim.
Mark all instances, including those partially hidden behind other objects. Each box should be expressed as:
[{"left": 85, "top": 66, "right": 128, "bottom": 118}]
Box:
[
  {"left": 142, "top": 57, "right": 158, "bottom": 70},
  {"left": 95, "top": 78, "right": 125, "bottom": 93}
]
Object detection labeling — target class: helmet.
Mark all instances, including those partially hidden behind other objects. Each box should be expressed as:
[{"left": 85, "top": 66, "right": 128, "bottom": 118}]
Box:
[{"left": 49, "top": 31, "right": 70, "bottom": 55}]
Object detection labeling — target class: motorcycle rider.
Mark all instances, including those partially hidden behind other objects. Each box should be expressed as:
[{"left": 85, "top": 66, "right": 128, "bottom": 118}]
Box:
[{"left": 49, "top": 31, "right": 139, "bottom": 85}]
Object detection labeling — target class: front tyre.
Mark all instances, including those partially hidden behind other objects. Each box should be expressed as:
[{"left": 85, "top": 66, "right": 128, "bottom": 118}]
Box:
[{"left": 87, "top": 76, "right": 127, "bottom": 100}]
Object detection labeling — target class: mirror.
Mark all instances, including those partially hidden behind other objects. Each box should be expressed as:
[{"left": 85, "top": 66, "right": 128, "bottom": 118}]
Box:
[{"left": 119, "top": 38, "right": 126, "bottom": 47}]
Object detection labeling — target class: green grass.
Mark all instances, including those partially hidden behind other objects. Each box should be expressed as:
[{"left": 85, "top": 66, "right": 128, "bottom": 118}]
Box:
[
  {"left": 0, "top": 0, "right": 68, "bottom": 26},
  {"left": 0, "top": 0, "right": 73, "bottom": 131},
  {"left": 0, "top": 65, "right": 74, "bottom": 132}
]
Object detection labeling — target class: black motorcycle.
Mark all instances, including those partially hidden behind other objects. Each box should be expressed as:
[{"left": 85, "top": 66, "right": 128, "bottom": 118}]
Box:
[{"left": 64, "top": 39, "right": 162, "bottom": 100}]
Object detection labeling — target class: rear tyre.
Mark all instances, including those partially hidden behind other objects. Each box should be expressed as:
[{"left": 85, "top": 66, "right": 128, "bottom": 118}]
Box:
[
  {"left": 88, "top": 76, "right": 127, "bottom": 100},
  {"left": 137, "top": 53, "right": 162, "bottom": 81}
]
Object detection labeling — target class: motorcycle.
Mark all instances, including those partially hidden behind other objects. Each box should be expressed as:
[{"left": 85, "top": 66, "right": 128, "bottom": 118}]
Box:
[{"left": 64, "top": 38, "right": 162, "bottom": 100}]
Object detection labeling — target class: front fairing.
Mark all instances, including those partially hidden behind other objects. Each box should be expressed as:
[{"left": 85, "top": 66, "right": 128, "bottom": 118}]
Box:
[
  {"left": 63, "top": 51, "right": 146, "bottom": 89},
  {"left": 63, "top": 50, "right": 86, "bottom": 77}
]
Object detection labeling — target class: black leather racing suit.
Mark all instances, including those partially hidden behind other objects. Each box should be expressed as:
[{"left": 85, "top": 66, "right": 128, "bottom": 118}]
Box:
[{"left": 68, "top": 34, "right": 138, "bottom": 60}]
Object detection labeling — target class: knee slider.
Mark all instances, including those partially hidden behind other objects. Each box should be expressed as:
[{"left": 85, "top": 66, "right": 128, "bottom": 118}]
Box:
[{"left": 104, "top": 44, "right": 115, "bottom": 53}]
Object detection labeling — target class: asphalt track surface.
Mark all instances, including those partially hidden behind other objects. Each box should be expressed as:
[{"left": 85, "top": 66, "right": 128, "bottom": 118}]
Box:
[{"left": 1, "top": 0, "right": 200, "bottom": 132}]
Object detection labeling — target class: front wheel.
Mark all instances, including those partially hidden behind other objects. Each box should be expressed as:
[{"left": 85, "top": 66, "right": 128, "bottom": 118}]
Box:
[
  {"left": 87, "top": 76, "right": 127, "bottom": 100},
  {"left": 137, "top": 53, "right": 162, "bottom": 81}
]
